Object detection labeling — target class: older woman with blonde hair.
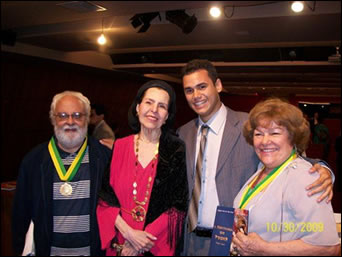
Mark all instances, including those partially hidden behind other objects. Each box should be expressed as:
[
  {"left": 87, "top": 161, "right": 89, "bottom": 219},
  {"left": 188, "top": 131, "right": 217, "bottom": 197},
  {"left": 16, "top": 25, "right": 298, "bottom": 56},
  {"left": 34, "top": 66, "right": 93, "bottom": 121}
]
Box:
[{"left": 232, "top": 98, "right": 340, "bottom": 256}]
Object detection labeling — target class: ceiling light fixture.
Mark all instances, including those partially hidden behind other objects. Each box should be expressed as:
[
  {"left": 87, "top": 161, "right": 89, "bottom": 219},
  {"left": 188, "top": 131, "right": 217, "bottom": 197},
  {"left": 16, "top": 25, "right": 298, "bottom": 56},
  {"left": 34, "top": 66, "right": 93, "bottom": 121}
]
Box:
[
  {"left": 97, "top": 18, "right": 107, "bottom": 45},
  {"left": 165, "top": 10, "right": 197, "bottom": 34},
  {"left": 209, "top": 6, "right": 222, "bottom": 18},
  {"left": 130, "top": 12, "right": 161, "bottom": 33},
  {"left": 291, "top": 1, "right": 304, "bottom": 13},
  {"left": 97, "top": 34, "right": 106, "bottom": 45},
  {"left": 217, "top": 1, "right": 313, "bottom": 19}
]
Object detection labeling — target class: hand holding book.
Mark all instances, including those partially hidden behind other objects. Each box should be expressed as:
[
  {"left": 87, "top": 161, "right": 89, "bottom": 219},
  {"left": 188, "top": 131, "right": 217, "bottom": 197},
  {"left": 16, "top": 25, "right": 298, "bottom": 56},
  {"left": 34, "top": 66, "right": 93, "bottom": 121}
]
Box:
[{"left": 209, "top": 206, "right": 249, "bottom": 256}]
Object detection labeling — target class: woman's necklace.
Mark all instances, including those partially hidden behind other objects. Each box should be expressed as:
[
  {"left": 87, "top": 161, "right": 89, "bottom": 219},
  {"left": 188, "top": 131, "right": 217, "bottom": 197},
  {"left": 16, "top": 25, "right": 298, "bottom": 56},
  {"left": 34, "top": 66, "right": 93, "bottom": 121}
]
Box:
[{"left": 131, "top": 134, "right": 159, "bottom": 222}]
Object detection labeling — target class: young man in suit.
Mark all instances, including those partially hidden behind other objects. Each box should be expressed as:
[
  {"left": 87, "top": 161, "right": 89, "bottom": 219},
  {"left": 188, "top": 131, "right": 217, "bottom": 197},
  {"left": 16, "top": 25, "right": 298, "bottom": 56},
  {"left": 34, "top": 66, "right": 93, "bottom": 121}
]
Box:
[{"left": 177, "top": 59, "right": 334, "bottom": 256}]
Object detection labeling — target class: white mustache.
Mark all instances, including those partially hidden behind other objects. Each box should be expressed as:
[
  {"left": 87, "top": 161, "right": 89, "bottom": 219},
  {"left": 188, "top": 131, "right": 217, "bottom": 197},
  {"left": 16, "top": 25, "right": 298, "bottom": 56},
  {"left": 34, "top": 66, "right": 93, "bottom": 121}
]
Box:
[{"left": 62, "top": 124, "right": 80, "bottom": 131}]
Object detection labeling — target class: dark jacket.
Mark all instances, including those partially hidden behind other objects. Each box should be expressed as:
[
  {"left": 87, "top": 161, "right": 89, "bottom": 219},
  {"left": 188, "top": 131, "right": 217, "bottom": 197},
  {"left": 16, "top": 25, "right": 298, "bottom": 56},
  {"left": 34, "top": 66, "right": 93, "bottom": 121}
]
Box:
[{"left": 12, "top": 136, "right": 111, "bottom": 256}]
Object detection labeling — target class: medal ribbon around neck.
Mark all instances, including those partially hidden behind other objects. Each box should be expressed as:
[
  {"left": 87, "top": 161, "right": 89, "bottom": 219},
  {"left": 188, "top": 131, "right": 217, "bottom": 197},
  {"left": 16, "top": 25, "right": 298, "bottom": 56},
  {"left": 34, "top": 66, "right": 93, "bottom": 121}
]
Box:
[
  {"left": 239, "top": 149, "right": 297, "bottom": 209},
  {"left": 48, "top": 136, "right": 88, "bottom": 182}
]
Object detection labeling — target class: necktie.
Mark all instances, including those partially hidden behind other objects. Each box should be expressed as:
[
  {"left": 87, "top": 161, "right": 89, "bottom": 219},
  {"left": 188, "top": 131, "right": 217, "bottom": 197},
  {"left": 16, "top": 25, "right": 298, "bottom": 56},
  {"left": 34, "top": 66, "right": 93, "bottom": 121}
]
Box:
[{"left": 188, "top": 125, "right": 209, "bottom": 232}]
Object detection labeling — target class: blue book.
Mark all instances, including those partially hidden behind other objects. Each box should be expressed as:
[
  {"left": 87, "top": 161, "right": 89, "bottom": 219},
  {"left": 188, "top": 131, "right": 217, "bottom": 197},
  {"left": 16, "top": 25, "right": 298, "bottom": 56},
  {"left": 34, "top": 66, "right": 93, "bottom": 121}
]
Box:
[{"left": 209, "top": 206, "right": 249, "bottom": 256}]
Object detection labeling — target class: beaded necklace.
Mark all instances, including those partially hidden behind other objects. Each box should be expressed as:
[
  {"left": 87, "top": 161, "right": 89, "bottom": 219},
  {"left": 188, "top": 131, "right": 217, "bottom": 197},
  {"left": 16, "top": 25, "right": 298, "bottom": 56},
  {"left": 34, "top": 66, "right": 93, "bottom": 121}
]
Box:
[{"left": 131, "top": 134, "right": 159, "bottom": 222}]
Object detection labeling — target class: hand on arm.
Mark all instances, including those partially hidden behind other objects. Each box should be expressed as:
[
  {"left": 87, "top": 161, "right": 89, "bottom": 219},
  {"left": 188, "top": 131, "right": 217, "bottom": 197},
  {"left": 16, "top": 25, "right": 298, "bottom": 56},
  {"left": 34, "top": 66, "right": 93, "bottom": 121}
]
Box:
[
  {"left": 306, "top": 163, "right": 333, "bottom": 203},
  {"left": 115, "top": 214, "right": 157, "bottom": 252}
]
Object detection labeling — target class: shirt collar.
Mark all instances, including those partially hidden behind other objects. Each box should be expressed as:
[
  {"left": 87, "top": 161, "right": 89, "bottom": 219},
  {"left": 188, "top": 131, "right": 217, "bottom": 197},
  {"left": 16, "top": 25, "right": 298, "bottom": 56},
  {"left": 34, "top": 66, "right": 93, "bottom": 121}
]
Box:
[{"left": 198, "top": 103, "right": 227, "bottom": 136}]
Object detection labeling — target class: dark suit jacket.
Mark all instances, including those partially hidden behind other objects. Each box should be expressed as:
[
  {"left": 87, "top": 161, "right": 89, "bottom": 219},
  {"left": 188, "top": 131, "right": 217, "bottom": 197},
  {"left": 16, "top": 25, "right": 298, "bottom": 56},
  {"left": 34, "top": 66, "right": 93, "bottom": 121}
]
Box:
[{"left": 12, "top": 136, "right": 111, "bottom": 256}]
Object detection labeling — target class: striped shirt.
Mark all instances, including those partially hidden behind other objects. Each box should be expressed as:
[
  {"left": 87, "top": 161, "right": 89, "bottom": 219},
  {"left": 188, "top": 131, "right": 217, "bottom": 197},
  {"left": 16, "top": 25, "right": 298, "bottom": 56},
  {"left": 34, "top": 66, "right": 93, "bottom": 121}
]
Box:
[{"left": 51, "top": 146, "right": 91, "bottom": 256}]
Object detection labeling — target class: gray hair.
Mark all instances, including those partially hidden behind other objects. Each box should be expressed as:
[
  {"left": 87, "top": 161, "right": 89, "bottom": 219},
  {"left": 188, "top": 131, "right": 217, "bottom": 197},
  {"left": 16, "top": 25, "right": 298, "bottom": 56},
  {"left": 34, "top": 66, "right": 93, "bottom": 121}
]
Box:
[{"left": 49, "top": 91, "right": 91, "bottom": 125}]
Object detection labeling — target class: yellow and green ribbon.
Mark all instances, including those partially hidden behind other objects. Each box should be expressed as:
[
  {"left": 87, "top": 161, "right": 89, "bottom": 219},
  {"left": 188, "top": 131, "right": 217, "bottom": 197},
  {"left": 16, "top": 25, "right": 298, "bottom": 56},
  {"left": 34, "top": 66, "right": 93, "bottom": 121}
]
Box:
[
  {"left": 48, "top": 137, "right": 88, "bottom": 182},
  {"left": 239, "top": 149, "right": 297, "bottom": 209}
]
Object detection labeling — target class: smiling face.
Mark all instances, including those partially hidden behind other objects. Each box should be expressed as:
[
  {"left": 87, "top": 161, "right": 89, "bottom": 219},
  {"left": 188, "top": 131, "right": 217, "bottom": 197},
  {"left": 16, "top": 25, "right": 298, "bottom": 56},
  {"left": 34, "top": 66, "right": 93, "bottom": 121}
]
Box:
[
  {"left": 136, "top": 87, "right": 170, "bottom": 132},
  {"left": 53, "top": 95, "right": 88, "bottom": 152},
  {"left": 253, "top": 120, "right": 294, "bottom": 172},
  {"left": 183, "top": 69, "right": 222, "bottom": 123}
]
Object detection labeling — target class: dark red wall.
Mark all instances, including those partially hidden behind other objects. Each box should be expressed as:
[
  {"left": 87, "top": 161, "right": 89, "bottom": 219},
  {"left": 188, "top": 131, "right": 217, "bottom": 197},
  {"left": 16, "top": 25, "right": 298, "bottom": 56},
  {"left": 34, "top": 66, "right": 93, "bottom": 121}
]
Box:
[
  {"left": 1, "top": 52, "right": 340, "bottom": 212},
  {"left": 1, "top": 52, "right": 195, "bottom": 182}
]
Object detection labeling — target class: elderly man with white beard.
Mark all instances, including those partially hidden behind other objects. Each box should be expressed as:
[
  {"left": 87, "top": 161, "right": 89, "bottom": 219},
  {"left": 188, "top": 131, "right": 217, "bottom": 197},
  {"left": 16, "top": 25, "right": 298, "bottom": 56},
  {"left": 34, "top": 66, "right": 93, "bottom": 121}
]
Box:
[{"left": 12, "top": 91, "right": 112, "bottom": 256}]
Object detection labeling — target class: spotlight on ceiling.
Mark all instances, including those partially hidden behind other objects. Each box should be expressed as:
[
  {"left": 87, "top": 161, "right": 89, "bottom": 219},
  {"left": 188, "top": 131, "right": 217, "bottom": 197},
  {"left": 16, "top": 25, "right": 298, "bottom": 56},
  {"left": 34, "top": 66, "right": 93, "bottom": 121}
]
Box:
[
  {"left": 130, "top": 12, "right": 161, "bottom": 33},
  {"left": 291, "top": 1, "right": 304, "bottom": 13},
  {"left": 165, "top": 10, "right": 197, "bottom": 34},
  {"left": 209, "top": 6, "right": 222, "bottom": 18}
]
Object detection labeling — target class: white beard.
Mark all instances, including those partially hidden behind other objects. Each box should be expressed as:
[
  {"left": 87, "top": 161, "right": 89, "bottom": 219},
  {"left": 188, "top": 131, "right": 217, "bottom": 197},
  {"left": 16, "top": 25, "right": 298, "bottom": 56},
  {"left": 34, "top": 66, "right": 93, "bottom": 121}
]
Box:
[{"left": 54, "top": 124, "right": 87, "bottom": 151}]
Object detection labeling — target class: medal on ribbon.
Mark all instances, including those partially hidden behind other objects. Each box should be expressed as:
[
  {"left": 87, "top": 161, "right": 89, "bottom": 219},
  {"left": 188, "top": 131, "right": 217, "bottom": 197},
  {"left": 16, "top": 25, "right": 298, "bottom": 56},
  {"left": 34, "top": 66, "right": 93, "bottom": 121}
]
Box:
[
  {"left": 239, "top": 149, "right": 297, "bottom": 209},
  {"left": 48, "top": 136, "right": 88, "bottom": 196}
]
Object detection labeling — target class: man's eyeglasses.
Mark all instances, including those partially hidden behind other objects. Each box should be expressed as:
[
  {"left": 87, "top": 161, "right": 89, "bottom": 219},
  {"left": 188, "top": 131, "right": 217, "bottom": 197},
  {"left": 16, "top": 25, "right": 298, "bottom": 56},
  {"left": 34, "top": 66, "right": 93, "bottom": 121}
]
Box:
[{"left": 54, "top": 112, "right": 86, "bottom": 121}]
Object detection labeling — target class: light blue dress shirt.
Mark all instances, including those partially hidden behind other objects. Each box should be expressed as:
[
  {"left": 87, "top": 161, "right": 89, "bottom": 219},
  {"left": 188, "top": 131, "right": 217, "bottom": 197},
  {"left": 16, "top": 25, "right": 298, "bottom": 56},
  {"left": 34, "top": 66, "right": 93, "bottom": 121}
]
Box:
[{"left": 196, "top": 103, "right": 227, "bottom": 228}]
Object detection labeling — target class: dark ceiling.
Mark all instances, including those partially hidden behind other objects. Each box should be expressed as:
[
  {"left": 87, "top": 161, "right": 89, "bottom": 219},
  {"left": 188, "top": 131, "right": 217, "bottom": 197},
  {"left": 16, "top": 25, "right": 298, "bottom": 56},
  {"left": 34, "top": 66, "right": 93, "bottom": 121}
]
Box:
[{"left": 1, "top": 1, "right": 341, "bottom": 96}]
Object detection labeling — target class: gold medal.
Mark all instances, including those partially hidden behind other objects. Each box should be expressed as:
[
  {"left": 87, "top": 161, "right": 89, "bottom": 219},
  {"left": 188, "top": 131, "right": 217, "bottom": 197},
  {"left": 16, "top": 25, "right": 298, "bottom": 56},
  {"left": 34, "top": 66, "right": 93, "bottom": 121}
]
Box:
[
  {"left": 48, "top": 137, "right": 87, "bottom": 197},
  {"left": 60, "top": 182, "right": 72, "bottom": 196},
  {"left": 132, "top": 205, "right": 146, "bottom": 222}
]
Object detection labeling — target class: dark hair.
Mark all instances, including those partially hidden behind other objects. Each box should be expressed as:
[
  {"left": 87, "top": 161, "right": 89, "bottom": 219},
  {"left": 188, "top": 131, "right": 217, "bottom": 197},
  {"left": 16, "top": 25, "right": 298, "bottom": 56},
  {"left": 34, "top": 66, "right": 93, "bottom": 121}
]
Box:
[
  {"left": 91, "top": 103, "right": 106, "bottom": 116},
  {"left": 181, "top": 59, "right": 218, "bottom": 84},
  {"left": 128, "top": 80, "right": 176, "bottom": 133}
]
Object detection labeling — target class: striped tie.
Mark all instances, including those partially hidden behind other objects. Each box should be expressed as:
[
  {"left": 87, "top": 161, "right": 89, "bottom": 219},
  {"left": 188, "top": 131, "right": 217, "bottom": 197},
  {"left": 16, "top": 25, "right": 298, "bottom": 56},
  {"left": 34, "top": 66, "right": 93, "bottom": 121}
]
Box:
[{"left": 188, "top": 125, "right": 209, "bottom": 232}]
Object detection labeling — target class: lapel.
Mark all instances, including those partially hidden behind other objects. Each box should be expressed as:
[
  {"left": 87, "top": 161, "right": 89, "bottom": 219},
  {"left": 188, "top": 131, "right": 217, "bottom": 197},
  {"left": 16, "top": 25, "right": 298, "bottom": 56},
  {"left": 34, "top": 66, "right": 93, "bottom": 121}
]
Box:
[
  {"left": 215, "top": 107, "right": 242, "bottom": 178},
  {"left": 185, "top": 120, "right": 198, "bottom": 182},
  {"left": 40, "top": 148, "right": 54, "bottom": 236}
]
